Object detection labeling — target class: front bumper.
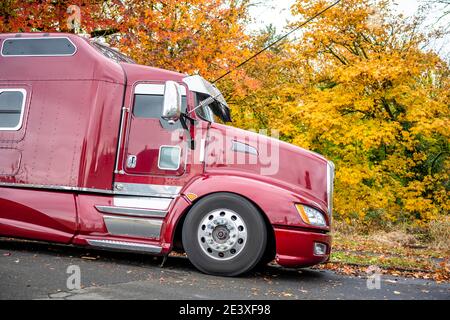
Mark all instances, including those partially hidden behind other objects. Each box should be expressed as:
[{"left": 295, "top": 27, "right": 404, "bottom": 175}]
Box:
[{"left": 274, "top": 226, "right": 331, "bottom": 268}]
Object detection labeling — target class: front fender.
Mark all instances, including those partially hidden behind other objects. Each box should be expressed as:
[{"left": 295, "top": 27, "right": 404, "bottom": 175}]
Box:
[{"left": 160, "top": 174, "right": 330, "bottom": 252}]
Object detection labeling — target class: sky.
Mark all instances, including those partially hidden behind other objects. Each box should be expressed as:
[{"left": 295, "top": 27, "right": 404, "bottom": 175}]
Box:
[{"left": 248, "top": 0, "right": 450, "bottom": 58}]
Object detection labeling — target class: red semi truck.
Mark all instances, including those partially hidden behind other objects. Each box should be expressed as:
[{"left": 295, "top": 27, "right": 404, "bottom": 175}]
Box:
[{"left": 0, "top": 33, "right": 334, "bottom": 276}]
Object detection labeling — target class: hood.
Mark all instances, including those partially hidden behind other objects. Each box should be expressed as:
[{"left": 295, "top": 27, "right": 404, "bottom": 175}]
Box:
[{"left": 204, "top": 123, "right": 331, "bottom": 211}]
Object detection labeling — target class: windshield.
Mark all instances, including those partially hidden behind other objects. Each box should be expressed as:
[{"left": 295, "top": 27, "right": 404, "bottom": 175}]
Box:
[{"left": 90, "top": 41, "right": 136, "bottom": 64}]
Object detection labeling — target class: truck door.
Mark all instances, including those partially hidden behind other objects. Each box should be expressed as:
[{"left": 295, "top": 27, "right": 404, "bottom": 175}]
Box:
[{"left": 123, "top": 83, "right": 187, "bottom": 177}]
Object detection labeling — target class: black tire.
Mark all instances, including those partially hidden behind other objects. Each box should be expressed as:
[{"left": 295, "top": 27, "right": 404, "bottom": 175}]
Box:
[
  {"left": 182, "top": 192, "right": 267, "bottom": 276},
  {"left": 256, "top": 234, "right": 276, "bottom": 268}
]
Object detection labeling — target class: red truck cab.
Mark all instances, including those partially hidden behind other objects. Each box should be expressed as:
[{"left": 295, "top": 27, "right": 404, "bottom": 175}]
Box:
[{"left": 0, "top": 33, "right": 334, "bottom": 276}]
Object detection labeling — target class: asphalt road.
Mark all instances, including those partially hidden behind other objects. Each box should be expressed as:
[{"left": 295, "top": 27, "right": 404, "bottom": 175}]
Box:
[{"left": 0, "top": 238, "right": 448, "bottom": 300}]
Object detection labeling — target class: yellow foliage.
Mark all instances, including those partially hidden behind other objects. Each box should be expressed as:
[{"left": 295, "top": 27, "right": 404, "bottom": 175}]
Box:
[
  {"left": 229, "top": 0, "right": 449, "bottom": 225},
  {"left": 2, "top": 0, "right": 446, "bottom": 226}
]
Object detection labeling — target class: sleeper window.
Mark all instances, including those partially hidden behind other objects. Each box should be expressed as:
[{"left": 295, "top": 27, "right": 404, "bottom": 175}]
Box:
[
  {"left": 2, "top": 38, "right": 76, "bottom": 56},
  {"left": 0, "top": 89, "right": 26, "bottom": 130}
]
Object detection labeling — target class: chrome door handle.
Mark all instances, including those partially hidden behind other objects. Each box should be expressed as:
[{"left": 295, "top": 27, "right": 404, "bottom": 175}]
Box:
[{"left": 126, "top": 155, "right": 137, "bottom": 168}]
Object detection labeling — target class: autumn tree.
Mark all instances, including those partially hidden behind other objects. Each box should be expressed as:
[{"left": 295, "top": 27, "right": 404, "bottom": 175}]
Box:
[
  {"left": 1, "top": 0, "right": 447, "bottom": 227},
  {"left": 110, "top": 0, "right": 251, "bottom": 79},
  {"left": 0, "top": 0, "right": 125, "bottom": 34},
  {"left": 0, "top": 0, "right": 251, "bottom": 80},
  {"left": 230, "top": 0, "right": 449, "bottom": 226}
]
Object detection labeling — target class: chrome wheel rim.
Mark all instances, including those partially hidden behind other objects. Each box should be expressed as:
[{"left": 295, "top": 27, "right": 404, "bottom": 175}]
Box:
[{"left": 197, "top": 209, "right": 247, "bottom": 261}]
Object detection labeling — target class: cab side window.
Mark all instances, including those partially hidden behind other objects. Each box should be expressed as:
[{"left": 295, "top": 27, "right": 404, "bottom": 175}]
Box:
[
  {"left": 133, "top": 94, "right": 187, "bottom": 129},
  {"left": 0, "top": 89, "right": 26, "bottom": 131},
  {"left": 133, "top": 95, "right": 165, "bottom": 118},
  {"left": 133, "top": 94, "right": 187, "bottom": 119}
]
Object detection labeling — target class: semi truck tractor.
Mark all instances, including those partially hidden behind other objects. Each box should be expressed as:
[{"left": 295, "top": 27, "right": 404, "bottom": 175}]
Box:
[{"left": 0, "top": 33, "right": 334, "bottom": 276}]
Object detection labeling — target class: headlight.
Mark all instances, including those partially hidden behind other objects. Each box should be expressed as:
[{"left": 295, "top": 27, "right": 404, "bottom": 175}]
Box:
[{"left": 295, "top": 204, "right": 327, "bottom": 226}]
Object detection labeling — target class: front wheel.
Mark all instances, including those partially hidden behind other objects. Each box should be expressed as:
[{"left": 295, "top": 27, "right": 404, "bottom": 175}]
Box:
[{"left": 182, "top": 193, "right": 267, "bottom": 276}]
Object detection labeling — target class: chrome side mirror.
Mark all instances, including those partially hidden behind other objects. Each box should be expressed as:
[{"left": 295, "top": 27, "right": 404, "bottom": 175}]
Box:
[{"left": 162, "top": 81, "right": 182, "bottom": 124}]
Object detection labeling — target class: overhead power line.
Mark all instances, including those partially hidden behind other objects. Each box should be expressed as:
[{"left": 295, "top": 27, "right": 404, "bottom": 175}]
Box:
[{"left": 212, "top": 0, "right": 341, "bottom": 84}]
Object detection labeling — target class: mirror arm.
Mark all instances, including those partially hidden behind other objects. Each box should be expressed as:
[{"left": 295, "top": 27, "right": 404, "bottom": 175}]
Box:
[
  {"left": 180, "top": 113, "right": 196, "bottom": 150},
  {"left": 183, "top": 113, "right": 197, "bottom": 124}
]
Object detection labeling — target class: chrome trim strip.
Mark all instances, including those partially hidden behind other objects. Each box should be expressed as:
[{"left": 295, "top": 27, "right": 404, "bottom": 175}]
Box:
[
  {"left": 103, "top": 215, "right": 163, "bottom": 239},
  {"left": 326, "top": 161, "right": 335, "bottom": 218},
  {"left": 113, "top": 182, "right": 182, "bottom": 197},
  {"left": 1, "top": 36, "right": 78, "bottom": 57},
  {"left": 231, "top": 140, "right": 258, "bottom": 156},
  {"left": 0, "top": 182, "right": 182, "bottom": 198},
  {"left": 0, "top": 182, "right": 113, "bottom": 193},
  {"left": 87, "top": 239, "right": 162, "bottom": 254},
  {"left": 114, "top": 106, "right": 128, "bottom": 174},
  {"left": 113, "top": 196, "right": 171, "bottom": 210},
  {"left": 95, "top": 205, "right": 167, "bottom": 218}
]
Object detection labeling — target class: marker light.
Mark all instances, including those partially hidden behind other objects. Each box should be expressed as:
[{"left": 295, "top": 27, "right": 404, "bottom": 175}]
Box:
[
  {"left": 314, "top": 242, "right": 327, "bottom": 256},
  {"left": 295, "top": 204, "right": 327, "bottom": 227}
]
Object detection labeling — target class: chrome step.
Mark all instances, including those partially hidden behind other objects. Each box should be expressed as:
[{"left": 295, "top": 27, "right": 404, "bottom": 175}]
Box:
[
  {"left": 102, "top": 215, "right": 162, "bottom": 238},
  {"left": 87, "top": 239, "right": 162, "bottom": 254}
]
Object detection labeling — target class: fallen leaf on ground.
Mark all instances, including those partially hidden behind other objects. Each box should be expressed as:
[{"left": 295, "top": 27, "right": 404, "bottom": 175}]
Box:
[
  {"left": 299, "top": 289, "right": 308, "bottom": 293},
  {"left": 81, "top": 256, "right": 96, "bottom": 260},
  {"left": 385, "top": 279, "right": 397, "bottom": 283}
]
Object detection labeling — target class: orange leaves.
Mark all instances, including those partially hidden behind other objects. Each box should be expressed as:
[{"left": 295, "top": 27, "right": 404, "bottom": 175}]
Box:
[
  {"left": 0, "top": 0, "right": 126, "bottom": 34},
  {"left": 229, "top": 0, "right": 449, "bottom": 226},
  {"left": 2, "top": 0, "right": 447, "bottom": 227},
  {"left": 435, "top": 260, "right": 450, "bottom": 283},
  {"left": 111, "top": 0, "right": 251, "bottom": 79},
  {"left": 0, "top": 1, "right": 251, "bottom": 83}
]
